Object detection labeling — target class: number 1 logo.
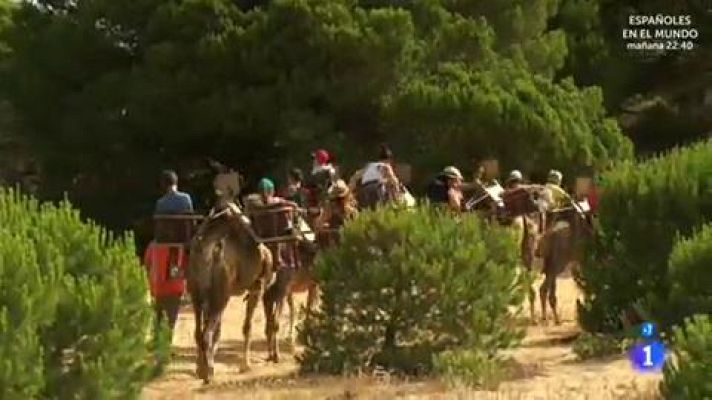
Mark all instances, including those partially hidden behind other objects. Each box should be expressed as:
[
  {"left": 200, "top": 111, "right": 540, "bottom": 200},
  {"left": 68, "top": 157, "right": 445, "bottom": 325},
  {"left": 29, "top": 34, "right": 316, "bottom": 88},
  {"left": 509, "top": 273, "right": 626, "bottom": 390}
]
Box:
[
  {"left": 642, "top": 344, "right": 653, "bottom": 367},
  {"left": 631, "top": 341, "right": 665, "bottom": 372}
]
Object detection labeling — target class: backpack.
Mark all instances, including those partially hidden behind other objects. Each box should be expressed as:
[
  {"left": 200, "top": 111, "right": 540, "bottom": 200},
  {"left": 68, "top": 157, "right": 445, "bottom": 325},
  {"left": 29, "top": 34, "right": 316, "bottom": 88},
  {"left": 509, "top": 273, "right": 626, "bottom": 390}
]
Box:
[{"left": 427, "top": 177, "right": 449, "bottom": 204}]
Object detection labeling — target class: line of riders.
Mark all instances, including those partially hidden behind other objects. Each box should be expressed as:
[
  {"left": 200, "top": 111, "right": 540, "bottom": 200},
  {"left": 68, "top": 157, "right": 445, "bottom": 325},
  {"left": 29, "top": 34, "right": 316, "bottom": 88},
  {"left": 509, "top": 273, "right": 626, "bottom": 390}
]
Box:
[{"left": 145, "top": 144, "right": 597, "bottom": 382}]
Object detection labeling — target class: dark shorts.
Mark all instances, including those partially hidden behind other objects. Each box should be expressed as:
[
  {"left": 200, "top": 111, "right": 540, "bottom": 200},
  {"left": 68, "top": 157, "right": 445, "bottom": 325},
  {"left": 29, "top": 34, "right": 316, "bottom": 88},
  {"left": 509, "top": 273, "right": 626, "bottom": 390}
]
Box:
[{"left": 358, "top": 181, "right": 387, "bottom": 210}]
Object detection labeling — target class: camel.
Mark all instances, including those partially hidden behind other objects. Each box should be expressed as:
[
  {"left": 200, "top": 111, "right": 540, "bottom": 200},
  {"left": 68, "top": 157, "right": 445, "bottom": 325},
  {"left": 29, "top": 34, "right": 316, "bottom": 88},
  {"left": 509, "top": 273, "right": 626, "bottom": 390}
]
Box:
[
  {"left": 263, "top": 240, "right": 319, "bottom": 363},
  {"left": 348, "top": 168, "right": 414, "bottom": 210},
  {"left": 242, "top": 196, "right": 320, "bottom": 364},
  {"left": 510, "top": 212, "right": 543, "bottom": 320},
  {"left": 187, "top": 202, "right": 273, "bottom": 383},
  {"left": 465, "top": 183, "right": 550, "bottom": 321},
  {"left": 476, "top": 182, "right": 592, "bottom": 325},
  {"left": 536, "top": 202, "right": 591, "bottom": 325},
  {"left": 262, "top": 181, "right": 362, "bottom": 363}
]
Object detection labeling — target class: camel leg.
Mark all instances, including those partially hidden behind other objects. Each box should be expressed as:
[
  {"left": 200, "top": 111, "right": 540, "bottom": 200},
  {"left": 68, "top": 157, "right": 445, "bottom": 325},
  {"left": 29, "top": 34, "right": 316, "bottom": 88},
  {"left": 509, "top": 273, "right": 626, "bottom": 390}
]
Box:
[
  {"left": 528, "top": 284, "right": 537, "bottom": 322},
  {"left": 191, "top": 295, "right": 208, "bottom": 381},
  {"left": 263, "top": 268, "right": 291, "bottom": 363},
  {"left": 539, "top": 272, "right": 551, "bottom": 325},
  {"left": 523, "top": 256, "right": 536, "bottom": 322},
  {"left": 202, "top": 308, "right": 224, "bottom": 384},
  {"left": 242, "top": 287, "right": 260, "bottom": 372},
  {"left": 263, "top": 287, "right": 278, "bottom": 363},
  {"left": 287, "top": 293, "right": 296, "bottom": 351},
  {"left": 306, "top": 284, "right": 318, "bottom": 318},
  {"left": 549, "top": 274, "right": 560, "bottom": 325}
]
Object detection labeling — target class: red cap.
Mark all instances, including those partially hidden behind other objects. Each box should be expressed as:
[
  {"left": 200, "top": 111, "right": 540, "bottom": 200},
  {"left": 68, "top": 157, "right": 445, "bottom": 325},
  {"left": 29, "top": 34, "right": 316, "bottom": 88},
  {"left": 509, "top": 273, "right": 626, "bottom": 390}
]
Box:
[{"left": 313, "top": 149, "right": 330, "bottom": 165}]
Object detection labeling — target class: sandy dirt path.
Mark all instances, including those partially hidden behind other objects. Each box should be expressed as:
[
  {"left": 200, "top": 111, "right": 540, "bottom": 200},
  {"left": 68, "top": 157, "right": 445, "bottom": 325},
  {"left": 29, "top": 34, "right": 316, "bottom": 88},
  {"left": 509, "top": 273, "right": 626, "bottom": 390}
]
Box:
[{"left": 142, "top": 277, "right": 661, "bottom": 400}]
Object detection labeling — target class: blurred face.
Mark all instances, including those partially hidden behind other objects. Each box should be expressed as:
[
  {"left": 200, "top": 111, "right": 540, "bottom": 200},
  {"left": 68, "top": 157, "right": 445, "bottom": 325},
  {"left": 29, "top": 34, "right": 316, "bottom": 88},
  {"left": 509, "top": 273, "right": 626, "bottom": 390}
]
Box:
[{"left": 448, "top": 177, "right": 462, "bottom": 189}]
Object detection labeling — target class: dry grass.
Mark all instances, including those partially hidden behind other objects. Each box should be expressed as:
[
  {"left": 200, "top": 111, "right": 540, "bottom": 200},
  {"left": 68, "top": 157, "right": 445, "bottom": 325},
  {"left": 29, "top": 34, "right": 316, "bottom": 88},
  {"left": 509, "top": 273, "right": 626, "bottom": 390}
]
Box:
[{"left": 142, "top": 274, "right": 663, "bottom": 400}]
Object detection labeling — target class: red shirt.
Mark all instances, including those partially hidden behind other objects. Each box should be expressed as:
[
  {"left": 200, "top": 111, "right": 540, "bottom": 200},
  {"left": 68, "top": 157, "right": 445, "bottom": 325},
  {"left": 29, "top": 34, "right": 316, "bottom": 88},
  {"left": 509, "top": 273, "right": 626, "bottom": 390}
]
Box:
[{"left": 143, "top": 242, "right": 188, "bottom": 298}]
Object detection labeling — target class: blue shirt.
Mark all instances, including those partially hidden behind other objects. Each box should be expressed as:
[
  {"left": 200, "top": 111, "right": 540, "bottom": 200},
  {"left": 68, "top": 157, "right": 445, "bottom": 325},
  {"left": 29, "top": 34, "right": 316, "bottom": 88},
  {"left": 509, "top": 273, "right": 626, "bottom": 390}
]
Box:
[{"left": 154, "top": 190, "right": 194, "bottom": 215}]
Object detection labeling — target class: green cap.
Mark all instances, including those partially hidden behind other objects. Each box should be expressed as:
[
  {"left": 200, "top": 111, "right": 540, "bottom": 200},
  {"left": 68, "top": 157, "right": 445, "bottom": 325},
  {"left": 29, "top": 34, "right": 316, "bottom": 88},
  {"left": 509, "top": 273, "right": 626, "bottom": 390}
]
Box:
[{"left": 258, "top": 178, "right": 275, "bottom": 191}]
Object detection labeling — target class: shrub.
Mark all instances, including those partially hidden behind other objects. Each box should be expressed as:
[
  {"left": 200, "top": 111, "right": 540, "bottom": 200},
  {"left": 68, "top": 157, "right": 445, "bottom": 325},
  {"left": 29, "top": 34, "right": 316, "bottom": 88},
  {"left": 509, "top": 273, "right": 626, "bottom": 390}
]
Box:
[
  {"left": 576, "top": 140, "right": 712, "bottom": 333},
  {"left": 661, "top": 315, "right": 712, "bottom": 399},
  {"left": 572, "top": 332, "right": 631, "bottom": 360},
  {"left": 297, "top": 205, "right": 527, "bottom": 382},
  {"left": 0, "top": 188, "right": 165, "bottom": 399},
  {"left": 433, "top": 349, "right": 510, "bottom": 389},
  {"left": 668, "top": 224, "right": 712, "bottom": 321}
]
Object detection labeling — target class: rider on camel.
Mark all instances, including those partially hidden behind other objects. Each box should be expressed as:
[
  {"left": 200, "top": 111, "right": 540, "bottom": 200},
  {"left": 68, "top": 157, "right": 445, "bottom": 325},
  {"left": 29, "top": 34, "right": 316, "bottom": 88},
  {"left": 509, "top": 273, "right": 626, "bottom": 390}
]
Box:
[
  {"left": 443, "top": 166, "right": 464, "bottom": 213},
  {"left": 505, "top": 170, "right": 523, "bottom": 190},
  {"left": 545, "top": 170, "right": 571, "bottom": 211},
  {"left": 308, "top": 149, "right": 337, "bottom": 204},
  {"left": 256, "top": 177, "right": 299, "bottom": 268},
  {"left": 317, "top": 179, "right": 358, "bottom": 229},
  {"left": 283, "top": 167, "right": 308, "bottom": 208},
  {"left": 427, "top": 166, "right": 464, "bottom": 213},
  {"left": 155, "top": 170, "right": 194, "bottom": 215},
  {"left": 357, "top": 144, "right": 400, "bottom": 209},
  {"left": 147, "top": 170, "right": 194, "bottom": 336}
]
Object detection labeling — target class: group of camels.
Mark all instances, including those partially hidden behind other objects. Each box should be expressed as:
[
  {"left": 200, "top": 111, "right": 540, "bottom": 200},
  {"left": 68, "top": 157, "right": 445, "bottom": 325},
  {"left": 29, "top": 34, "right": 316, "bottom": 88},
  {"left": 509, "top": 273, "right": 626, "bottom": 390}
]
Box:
[{"left": 184, "top": 171, "right": 591, "bottom": 384}]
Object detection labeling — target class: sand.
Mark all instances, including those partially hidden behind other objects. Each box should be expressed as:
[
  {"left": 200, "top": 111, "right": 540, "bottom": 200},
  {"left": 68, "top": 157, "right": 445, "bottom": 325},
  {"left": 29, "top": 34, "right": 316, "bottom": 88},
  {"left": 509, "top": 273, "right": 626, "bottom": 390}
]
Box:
[{"left": 142, "top": 276, "right": 661, "bottom": 400}]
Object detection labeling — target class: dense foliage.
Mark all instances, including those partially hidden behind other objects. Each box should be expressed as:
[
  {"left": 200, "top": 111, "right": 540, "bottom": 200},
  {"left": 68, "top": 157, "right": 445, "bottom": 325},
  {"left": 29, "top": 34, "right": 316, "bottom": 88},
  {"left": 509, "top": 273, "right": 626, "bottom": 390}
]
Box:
[
  {"left": 576, "top": 140, "right": 712, "bottom": 333},
  {"left": 297, "top": 205, "right": 527, "bottom": 379},
  {"left": 557, "top": 0, "right": 712, "bottom": 155},
  {"left": 668, "top": 224, "right": 712, "bottom": 327},
  {"left": 0, "top": 0, "right": 630, "bottom": 240},
  {"left": 661, "top": 315, "right": 712, "bottom": 400},
  {"left": 0, "top": 188, "right": 164, "bottom": 399}
]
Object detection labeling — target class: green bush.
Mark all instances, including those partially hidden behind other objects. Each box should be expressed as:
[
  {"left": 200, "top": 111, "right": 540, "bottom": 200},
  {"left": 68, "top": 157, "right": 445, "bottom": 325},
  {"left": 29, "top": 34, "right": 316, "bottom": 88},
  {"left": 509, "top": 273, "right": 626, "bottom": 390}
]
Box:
[
  {"left": 668, "top": 224, "right": 712, "bottom": 321},
  {"left": 297, "top": 205, "right": 527, "bottom": 382},
  {"left": 433, "top": 349, "right": 510, "bottom": 389},
  {"left": 0, "top": 188, "right": 165, "bottom": 399},
  {"left": 572, "top": 332, "right": 632, "bottom": 361},
  {"left": 661, "top": 315, "right": 712, "bottom": 399},
  {"left": 576, "top": 140, "right": 712, "bottom": 333}
]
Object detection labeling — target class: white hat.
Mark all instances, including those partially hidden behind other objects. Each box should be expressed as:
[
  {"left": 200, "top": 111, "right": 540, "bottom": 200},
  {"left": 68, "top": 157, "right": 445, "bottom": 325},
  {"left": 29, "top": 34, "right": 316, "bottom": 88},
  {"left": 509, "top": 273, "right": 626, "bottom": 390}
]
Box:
[
  {"left": 442, "top": 166, "right": 463, "bottom": 180},
  {"left": 328, "top": 179, "right": 350, "bottom": 199},
  {"left": 508, "top": 170, "right": 523, "bottom": 182},
  {"left": 548, "top": 170, "right": 563, "bottom": 184}
]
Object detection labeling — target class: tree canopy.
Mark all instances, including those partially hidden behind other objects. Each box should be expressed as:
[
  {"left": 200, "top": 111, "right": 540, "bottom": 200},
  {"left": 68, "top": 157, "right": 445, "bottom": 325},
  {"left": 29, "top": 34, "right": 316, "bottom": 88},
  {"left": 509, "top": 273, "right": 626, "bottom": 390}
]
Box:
[
  {"left": 557, "top": 0, "right": 712, "bottom": 155},
  {"left": 0, "top": 0, "right": 633, "bottom": 234}
]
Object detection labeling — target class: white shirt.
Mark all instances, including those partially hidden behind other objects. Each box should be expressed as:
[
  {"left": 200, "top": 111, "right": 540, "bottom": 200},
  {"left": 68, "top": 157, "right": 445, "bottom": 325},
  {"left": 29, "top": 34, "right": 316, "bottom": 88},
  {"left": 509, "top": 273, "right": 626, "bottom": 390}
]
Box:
[
  {"left": 312, "top": 164, "right": 335, "bottom": 176},
  {"left": 361, "top": 162, "right": 386, "bottom": 184}
]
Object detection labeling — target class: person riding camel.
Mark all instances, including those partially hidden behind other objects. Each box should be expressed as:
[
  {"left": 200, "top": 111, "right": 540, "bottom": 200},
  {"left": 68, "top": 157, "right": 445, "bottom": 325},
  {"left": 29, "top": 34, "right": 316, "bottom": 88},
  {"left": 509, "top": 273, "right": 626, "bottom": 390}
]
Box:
[
  {"left": 146, "top": 170, "right": 194, "bottom": 337},
  {"left": 256, "top": 178, "right": 300, "bottom": 269},
  {"left": 317, "top": 179, "right": 358, "bottom": 229},
  {"left": 505, "top": 170, "right": 523, "bottom": 190},
  {"left": 542, "top": 169, "right": 577, "bottom": 233},
  {"left": 427, "top": 166, "right": 463, "bottom": 213},
  {"left": 357, "top": 144, "right": 400, "bottom": 209},
  {"left": 545, "top": 170, "right": 571, "bottom": 211},
  {"left": 308, "top": 149, "right": 337, "bottom": 203},
  {"left": 283, "top": 167, "right": 308, "bottom": 208},
  {"left": 155, "top": 170, "right": 194, "bottom": 215},
  {"left": 443, "top": 166, "right": 464, "bottom": 213}
]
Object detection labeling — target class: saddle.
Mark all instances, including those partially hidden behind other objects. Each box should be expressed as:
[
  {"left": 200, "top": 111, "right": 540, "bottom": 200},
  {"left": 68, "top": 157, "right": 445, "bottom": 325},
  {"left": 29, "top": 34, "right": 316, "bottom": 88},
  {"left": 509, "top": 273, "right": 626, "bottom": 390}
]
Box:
[{"left": 502, "top": 186, "right": 543, "bottom": 218}]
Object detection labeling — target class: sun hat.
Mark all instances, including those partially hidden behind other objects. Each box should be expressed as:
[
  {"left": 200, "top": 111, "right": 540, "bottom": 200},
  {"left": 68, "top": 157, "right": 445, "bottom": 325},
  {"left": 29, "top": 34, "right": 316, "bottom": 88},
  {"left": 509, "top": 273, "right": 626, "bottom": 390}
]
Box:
[{"left": 442, "top": 166, "right": 463, "bottom": 180}]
